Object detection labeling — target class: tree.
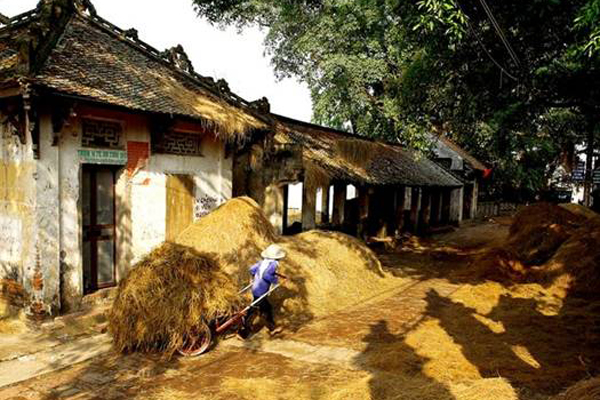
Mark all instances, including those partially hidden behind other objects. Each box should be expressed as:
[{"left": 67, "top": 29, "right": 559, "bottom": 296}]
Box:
[{"left": 193, "top": 0, "right": 600, "bottom": 200}]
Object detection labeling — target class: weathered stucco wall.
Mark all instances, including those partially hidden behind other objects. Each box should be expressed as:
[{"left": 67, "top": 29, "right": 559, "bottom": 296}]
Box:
[
  {"left": 0, "top": 115, "right": 36, "bottom": 295},
  {"left": 130, "top": 135, "right": 231, "bottom": 262},
  {"left": 2, "top": 104, "right": 234, "bottom": 313}
]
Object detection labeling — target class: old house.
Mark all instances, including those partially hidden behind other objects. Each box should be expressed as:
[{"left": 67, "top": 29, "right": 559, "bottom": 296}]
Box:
[
  {"left": 430, "top": 133, "right": 489, "bottom": 221},
  {"left": 234, "top": 115, "right": 464, "bottom": 239},
  {"left": 0, "top": 0, "right": 267, "bottom": 314}
]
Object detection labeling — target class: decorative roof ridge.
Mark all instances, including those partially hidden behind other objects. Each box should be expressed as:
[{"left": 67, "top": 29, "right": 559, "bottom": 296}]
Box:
[{"left": 0, "top": 9, "right": 39, "bottom": 31}]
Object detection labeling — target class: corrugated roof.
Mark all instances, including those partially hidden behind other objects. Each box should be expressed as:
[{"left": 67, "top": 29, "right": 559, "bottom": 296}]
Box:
[{"left": 275, "top": 116, "right": 463, "bottom": 188}]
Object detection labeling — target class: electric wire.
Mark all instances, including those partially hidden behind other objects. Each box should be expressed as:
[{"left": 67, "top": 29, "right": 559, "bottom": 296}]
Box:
[
  {"left": 456, "top": 2, "right": 518, "bottom": 81},
  {"left": 478, "top": 0, "right": 521, "bottom": 67}
]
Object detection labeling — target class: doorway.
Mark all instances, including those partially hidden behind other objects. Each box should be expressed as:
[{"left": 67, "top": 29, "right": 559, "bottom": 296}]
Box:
[
  {"left": 82, "top": 165, "right": 117, "bottom": 294},
  {"left": 166, "top": 174, "right": 195, "bottom": 241}
]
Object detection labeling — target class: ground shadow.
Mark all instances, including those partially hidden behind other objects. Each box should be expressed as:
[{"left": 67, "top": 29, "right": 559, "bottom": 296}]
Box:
[
  {"left": 424, "top": 289, "right": 600, "bottom": 398},
  {"left": 353, "top": 320, "right": 456, "bottom": 400}
]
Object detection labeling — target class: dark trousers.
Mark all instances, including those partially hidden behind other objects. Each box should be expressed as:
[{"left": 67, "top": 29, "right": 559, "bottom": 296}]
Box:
[{"left": 246, "top": 296, "right": 276, "bottom": 331}]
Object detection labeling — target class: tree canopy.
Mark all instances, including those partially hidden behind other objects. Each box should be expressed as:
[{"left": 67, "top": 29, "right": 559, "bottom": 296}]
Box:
[{"left": 193, "top": 0, "right": 600, "bottom": 198}]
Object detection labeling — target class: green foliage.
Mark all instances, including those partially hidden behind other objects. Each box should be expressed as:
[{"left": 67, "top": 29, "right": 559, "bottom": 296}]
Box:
[{"left": 193, "top": 0, "right": 600, "bottom": 196}]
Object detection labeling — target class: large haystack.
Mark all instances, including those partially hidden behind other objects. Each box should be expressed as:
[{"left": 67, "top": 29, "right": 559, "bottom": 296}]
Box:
[
  {"left": 108, "top": 242, "right": 242, "bottom": 356},
  {"left": 475, "top": 203, "right": 600, "bottom": 294},
  {"left": 552, "top": 377, "right": 600, "bottom": 400},
  {"left": 507, "top": 203, "right": 586, "bottom": 265},
  {"left": 536, "top": 219, "right": 600, "bottom": 295},
  {"left": 176, "top": 197, "right": 399, "bottom": 327},
  {"left": 176, "top": 197, "right": 275, "bottom": 280}
]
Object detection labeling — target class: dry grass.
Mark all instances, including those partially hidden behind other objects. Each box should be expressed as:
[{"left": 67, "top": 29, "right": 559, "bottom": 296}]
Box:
[
  {"left": 108, "top": 242, "right": 242, "bottom": 357},
  {"left": 176, "top": 196, "right": 400, "bottom": 328}
]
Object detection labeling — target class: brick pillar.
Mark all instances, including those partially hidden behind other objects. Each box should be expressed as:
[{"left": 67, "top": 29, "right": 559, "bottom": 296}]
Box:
[
  {"left": 302, "top": 183, "right": 317, "bottom": 230},
  {"left": 357, "top": 186, "right": 371, "bottom": 239},
  {"left": 332, "top": 183, "right": 346, "bottom": 226}
]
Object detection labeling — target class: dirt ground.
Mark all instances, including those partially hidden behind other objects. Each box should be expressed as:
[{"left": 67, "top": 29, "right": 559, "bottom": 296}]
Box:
[{"left": 1, "top": 218, "right": 599, "bottom": 400}]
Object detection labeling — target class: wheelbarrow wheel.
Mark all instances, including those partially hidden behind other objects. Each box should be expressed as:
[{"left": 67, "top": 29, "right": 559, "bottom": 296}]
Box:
[{"left": 177, "top": 322, "right": 212, "bottom": 357}]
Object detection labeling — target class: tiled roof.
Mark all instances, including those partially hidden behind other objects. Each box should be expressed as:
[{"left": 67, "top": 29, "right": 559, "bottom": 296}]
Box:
[
  {"left": 434, "top": 134, "right": 487, "bottom": 171},
  {"left": 0, "top": 7, "right": 266, "bottom": 137},
  {"left": 275, "top": 116, "right": 463, "bottom": 188}
]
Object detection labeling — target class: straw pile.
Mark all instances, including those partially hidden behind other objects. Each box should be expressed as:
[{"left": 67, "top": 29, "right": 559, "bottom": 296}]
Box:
[
  {"left": 177, "top": 197, "right": 398, "bottom": 326},
  {"left": 551, "top": 377, "right": 600, "bottom": 400},
  {"left": 507, "top": 203, "right": 585, "bottom": 266},
  {"left": 108, "top": 242, "right": 242, "bottom": 356},
  {"left": 476, "top": 203, "right": 600, "bottom": 294}
]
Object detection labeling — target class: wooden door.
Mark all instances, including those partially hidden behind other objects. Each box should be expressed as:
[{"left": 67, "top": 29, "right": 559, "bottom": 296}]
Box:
[
  {"left": 82, "top": 165, "right": 117, "bottom": 294},
  {"left": 166, "top": 174, "right": 194, "bottom": 241}
]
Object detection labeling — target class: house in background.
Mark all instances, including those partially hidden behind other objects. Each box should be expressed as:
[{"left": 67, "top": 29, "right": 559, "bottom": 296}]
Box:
[
  {"left": 234, "top": 116, "right": 465, "bottom": 239},
  {"left": 0, "top": 0, "right": 267, "bottom": 314},
  {"left": 429, "top": 134, "right": 489, "bottom": 221}
]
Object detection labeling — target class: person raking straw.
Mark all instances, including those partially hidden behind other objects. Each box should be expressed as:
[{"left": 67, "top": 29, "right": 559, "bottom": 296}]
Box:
[{"left": 245, "top": 244, "right": 286, "bottom": 336}]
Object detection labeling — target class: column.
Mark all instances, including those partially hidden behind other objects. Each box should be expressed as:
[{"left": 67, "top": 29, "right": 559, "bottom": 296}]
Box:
[
  {"left": 282, "top": 185, "right": 289, "bottom": 233},
  {"left": 449, "top": 186, "right": 464, "bottom": 226},
  {"left": 302, "top": 182, "right": 317, "bottom": 230},
  {"left": 420, "top": 187, "right": 432, "bottom": 233},
  {"left": 264, "top": 184, "right": 285, "bottom": 234},
  {"left": 409, "top": 187, "right": 421, "bottom": 233},
  {"left": 357, "top": 186, "right": 371, "bottom": 239},
  {"left": 332, "top": 183, "right": 346, "bottom": 226},
  {"left": 395, "top": 186, "right": 406, "bottom": 234},
  {"left": 320, "top": 185, "right": 330, "bottom": 224},
  {"left": 441, "top": 189, "right": 451, "bottom": 224}
]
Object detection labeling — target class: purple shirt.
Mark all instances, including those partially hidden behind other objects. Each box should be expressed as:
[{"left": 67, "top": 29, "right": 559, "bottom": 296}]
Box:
[{"left": 249, "top": 259, "right": 279, "bottom": 298}]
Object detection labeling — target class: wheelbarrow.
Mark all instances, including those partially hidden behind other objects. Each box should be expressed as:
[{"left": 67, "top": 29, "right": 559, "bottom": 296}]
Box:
[{"left": 177, "top": 282, "right": 281, "bottom": 357}]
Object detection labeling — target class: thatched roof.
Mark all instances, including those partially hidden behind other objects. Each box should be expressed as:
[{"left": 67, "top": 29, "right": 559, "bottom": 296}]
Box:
[
  {"left": 0, "top": 1, "right": 267, "bottom": 138},
  {"left": 274, "top": 115, "right": 463, "bottom": 188}
]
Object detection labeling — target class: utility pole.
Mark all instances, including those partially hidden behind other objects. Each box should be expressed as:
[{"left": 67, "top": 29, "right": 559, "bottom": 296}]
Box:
[{"left": 583, "top": 112, "right": 597, "bottom": 207}]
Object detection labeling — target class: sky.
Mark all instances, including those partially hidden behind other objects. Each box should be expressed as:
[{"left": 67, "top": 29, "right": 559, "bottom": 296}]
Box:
[{"left": 0, "top": 0, "right": 313, "bottom": 122}]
